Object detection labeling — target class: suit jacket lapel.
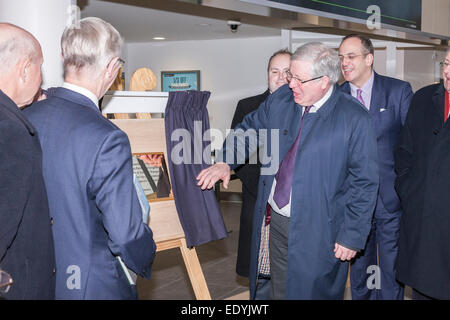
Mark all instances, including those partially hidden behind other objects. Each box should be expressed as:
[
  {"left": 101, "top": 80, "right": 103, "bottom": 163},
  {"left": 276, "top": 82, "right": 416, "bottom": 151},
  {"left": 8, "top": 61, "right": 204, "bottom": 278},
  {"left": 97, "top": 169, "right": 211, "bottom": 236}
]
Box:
[
  {"left": 369, "top": 72, "right": 384, "bottom": 117},
  {"left": 340, "top": 82, "right": 351, "bottom": 95},
  {"left": 52, "top": 87, "right": 99, "bottom": 113}
]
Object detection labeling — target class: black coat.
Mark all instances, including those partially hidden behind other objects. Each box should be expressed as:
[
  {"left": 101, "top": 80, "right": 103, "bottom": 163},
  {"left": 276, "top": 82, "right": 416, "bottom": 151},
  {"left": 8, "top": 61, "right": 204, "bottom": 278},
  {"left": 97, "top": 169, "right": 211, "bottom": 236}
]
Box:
[
  {"left": 0, "top": 91, "right": 55, "bottom": 299},
  {"left": 230, "top": 89, "right": 270, "bottom": 277},
  {"left": 395, "top": 83, "right": 450, "bottom": 299}
]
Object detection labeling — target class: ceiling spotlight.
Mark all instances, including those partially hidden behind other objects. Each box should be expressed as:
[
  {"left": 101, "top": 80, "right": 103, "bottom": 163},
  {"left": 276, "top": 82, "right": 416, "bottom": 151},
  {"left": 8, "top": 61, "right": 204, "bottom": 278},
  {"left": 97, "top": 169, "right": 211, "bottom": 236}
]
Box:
[
  {"left": 153, "top": 37, "right": 166, "bottom": 40},
  {"left": 227, "top": 20, "right": 241, "bottom": 33}
]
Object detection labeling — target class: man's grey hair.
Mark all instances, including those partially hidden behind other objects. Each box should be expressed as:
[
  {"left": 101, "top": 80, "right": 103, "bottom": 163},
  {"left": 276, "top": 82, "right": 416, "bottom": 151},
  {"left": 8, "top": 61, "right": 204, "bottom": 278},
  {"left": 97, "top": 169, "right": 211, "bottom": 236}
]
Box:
[
  {"left": 61, "top": 17, "right": 123, "bottom": 75},
  {"left": 292, "top": 42, "right": 341, "bottom": 84},
  {"left": 0, "top": 25, "right": 40, "bottom": 74}
]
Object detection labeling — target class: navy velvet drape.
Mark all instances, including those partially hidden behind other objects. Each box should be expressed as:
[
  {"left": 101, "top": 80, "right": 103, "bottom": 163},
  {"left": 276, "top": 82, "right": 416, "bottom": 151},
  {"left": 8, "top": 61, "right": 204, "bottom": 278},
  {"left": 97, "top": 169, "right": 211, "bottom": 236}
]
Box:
[{"left": 165, "top": 90, "right": 227, "bottom": 247}]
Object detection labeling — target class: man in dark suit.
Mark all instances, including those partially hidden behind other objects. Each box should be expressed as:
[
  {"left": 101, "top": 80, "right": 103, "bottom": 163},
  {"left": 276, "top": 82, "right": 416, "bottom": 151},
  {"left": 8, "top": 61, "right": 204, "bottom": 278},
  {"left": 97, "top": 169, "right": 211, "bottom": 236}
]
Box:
[
  {"left": 394, "top": 47, "right": 450, "bottom": 300},
  {"left": 339, "top": 34, "right": 413, "bottom": 300},
  {"left": 198, "top": 42, "right": 378, "bottom": 299},
  {"left": 0, "top": 23, "right": 55, "bottom": 299},
  {"left": 231, "top": 49, "right": 291, "bottom": 291},
  {"left": 23, "top": 17, "right": 156, "bottom": 300}
]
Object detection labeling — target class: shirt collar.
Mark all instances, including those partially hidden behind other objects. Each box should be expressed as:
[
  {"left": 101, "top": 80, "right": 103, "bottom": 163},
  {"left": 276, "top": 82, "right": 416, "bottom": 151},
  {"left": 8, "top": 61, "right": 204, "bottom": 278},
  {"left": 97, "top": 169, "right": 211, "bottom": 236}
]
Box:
[
  {"left": 62, "top": 82, "right": 99, "bottom": 109},
  {"left": 307, "top": 85, "right": 334, "bottom": 113},
  {"left": 349, "top": 70, "right": 374, "bottom": 96}
]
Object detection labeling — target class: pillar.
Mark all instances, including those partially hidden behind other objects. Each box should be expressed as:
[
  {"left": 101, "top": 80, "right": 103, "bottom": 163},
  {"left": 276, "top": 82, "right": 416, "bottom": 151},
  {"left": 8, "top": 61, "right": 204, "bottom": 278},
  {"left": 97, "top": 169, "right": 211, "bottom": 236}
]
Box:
[{"left": 0, "top": 0, "right": 76, "bottom": 88}]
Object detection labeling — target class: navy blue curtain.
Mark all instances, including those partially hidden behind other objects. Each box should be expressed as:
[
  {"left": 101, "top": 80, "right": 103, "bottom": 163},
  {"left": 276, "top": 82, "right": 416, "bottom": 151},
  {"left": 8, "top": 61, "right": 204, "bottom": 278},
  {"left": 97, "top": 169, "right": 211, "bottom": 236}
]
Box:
[{"left": 165, "top": 90, "right": 227, "bottom": 247}]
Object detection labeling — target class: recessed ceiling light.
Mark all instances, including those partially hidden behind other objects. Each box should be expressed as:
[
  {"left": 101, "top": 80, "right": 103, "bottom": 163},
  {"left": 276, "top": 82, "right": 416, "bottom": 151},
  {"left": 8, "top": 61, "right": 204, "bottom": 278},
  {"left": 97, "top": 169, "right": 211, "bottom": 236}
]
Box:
[
  {"left": 153, "top": 37, "right": 166, "bottom": 40},
  {"left": 196, "top": 23, "right": 211, "bottom": 27}
]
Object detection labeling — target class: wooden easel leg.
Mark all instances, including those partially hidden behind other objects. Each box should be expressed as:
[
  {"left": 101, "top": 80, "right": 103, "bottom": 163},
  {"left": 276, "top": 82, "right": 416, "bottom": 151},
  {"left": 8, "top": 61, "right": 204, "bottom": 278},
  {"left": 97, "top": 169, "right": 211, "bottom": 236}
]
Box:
[{"left": 179, "top": 238, "right": 212, "bottom": 300}]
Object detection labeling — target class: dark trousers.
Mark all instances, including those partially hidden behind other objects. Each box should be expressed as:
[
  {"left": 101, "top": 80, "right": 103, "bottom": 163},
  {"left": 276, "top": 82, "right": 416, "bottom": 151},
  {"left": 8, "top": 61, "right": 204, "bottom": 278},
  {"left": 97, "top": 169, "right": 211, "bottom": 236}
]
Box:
[
  {"left": 236, "top": 187, "right": 256, "bottom": 277},
  {"left": 350, "top": 198, "right": 404, "bottom": 300},
  {"left": 412, "top": 288, "right": 436, "bottom": 300},
  {"left": 269, "top": 211, "right": 289, "bottom": 300},
  {"left": 255, "top": 276, "right": 271, "bottom": 300}
]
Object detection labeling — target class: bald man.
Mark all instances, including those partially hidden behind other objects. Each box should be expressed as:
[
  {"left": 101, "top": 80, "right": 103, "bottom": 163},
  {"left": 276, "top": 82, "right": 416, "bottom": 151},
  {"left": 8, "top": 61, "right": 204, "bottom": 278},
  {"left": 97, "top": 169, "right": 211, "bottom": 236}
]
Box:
[{"left": 0, "top": 23, "right": 55, "bottom": 299}]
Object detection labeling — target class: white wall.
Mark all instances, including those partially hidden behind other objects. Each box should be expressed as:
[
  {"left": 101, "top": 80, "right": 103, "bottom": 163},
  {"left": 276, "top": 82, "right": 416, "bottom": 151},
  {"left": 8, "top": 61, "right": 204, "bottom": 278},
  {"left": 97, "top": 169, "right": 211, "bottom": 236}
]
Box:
[
  {"left": 373, "top": 48, "right": 445, "bottom": 92},
  {"left": 125, "top": 36, "right": 444, "bottom": 144},
  {"left": 125, "top": 36, "right": 282, "bottom": 144},
  {"left": 0, "top": 0, "right": 75, "bottom": 88},
  {"left": 403, "top": 49, "right": 447, "bottom": 92}
]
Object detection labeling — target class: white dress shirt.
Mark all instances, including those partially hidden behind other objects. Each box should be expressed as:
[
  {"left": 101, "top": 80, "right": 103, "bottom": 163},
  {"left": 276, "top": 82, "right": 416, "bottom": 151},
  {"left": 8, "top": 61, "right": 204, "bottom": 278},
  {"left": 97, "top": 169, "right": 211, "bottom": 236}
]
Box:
[{"left": 62, "top": 82, "right": 99, "bottom": 109}]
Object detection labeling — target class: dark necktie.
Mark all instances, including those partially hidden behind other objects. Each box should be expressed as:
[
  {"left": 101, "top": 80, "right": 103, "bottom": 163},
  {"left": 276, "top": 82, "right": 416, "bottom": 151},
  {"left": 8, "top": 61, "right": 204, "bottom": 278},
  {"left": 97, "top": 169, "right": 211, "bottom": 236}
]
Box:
[{"left": 272, "top": 105, "right": 312, "bottom": 209}]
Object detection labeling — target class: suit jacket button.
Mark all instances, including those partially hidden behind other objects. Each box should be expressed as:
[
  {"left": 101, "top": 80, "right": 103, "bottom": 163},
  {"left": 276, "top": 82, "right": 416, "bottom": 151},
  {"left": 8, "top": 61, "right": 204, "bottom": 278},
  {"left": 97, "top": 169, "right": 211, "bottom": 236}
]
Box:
[
  {"left": 50, "top": 218, "right": 54, "bottom": 225},
  {"left": 53, "top": 268, "right": 56, "bottom": 275}
]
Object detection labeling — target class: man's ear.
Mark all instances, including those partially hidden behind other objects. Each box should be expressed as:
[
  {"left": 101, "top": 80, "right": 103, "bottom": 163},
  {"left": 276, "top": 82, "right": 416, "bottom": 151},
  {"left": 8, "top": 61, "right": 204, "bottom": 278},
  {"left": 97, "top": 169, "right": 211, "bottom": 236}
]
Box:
[
  {"left": 365, "top": 53, "right": 374, "bottom": 68},
  {"left": 105, "top": 57, "right": 119, "bottom": 79},
  {"left": 321, "top": 76, "right": 330, "bottom": 90},
  {"left": 18, "top": 58, "right": 31, "bottom": 84}
]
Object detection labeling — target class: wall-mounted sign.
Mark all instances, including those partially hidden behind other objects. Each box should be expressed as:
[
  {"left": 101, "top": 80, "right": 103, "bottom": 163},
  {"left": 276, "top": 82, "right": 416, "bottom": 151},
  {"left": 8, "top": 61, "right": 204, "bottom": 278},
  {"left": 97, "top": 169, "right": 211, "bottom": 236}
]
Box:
[
  {"left": 242, "top": 0, "right": 421, "bottom": 31},
  {"left": 161, "top": 70, "right": 200, "bottom": 92}
]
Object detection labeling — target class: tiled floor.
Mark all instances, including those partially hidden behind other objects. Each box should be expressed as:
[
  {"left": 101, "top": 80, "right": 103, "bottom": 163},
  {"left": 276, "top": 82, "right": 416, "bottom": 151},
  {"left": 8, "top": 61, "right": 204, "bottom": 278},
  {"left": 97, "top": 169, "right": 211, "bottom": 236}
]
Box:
[
  {"left": 137, "top": 201, "right": 249, "bottom": 300},
  {"left": 137, "top": 200, "right": 412, "bottom": 300}
]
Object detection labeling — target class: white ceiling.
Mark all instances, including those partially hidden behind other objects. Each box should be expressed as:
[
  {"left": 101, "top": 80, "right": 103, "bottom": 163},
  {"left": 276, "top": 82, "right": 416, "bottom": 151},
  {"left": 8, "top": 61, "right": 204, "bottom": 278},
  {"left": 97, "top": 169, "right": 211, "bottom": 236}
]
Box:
[{"left": 81, "top": 0, "right": 281, "bottom": 43}]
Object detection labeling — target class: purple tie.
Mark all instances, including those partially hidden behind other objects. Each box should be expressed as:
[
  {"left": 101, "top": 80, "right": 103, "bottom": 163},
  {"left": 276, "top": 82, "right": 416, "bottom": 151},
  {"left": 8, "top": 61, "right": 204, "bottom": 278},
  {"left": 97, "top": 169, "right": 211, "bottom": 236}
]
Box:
[
  {"left": 357, "top": 88, "right": 367, "bottom": 108},
  {"left": 273, "top": 105, "right": 312, "bottom": 209}
]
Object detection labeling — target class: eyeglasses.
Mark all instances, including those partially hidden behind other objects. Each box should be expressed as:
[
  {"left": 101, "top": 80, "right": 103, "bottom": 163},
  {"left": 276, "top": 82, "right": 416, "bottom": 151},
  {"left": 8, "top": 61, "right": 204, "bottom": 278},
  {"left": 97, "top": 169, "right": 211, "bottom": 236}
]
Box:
[
  {"left": 117, "top": 58, "right": 125, "bottom": 67},
  {"left": 338, "top": 53, "right": 366, "bottom": 62},
  {"left": 285, "top": 70, "right": 324, "bottom": 85},
  {"left": 0, "top": 270, "right": 13, "bottom": 294},
  {"left": 440, "top": 61, "right": 450, "bottom": 68}
]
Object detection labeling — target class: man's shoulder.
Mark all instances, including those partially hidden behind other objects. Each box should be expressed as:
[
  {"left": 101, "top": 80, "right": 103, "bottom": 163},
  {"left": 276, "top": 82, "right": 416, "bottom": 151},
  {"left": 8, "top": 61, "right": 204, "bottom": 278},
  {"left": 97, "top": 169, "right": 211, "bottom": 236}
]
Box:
[
  {"left": 414, "top": 83, "right": 441, "bottom": 97},
  {"left": 335, "top": 88, "right": 369, "bottom": 117},
  {"left": 25, "top": 96, "right": 123, "bottom": 137},
  {"left": 238, "top": 90, "right": 270, "bottom": 106},
  {"left": 375, "top": 73, "right": 411, "bottom": 90}
]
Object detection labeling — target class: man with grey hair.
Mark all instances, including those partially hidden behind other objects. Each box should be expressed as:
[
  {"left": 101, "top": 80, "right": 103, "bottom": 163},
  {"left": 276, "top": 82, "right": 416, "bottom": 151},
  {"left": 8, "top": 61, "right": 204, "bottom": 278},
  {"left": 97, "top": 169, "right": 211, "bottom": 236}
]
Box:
[
  {"left": 197, "top": 42, "right": 378, "bottom": 299},
  {"left": 23, "top": 17, "right": 156, "bottom": 300},
  {"left": 0, "top": 23, "right": 55, "bottom": 299}
]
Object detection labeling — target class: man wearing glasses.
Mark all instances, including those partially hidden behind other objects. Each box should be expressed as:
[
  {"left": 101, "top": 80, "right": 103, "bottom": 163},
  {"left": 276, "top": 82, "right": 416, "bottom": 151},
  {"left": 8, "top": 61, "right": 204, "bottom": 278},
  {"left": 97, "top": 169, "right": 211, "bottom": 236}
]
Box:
[
  {"left": 197, "top": 42, "right": 379, "bottom": 299},
  {"left": 394, "top": 47, "right": 450, "bottom": 300},
  {"left": 23, "top": 17, "right": 156, "bottom": 299},
  {"left": 339, "top": 34, "right": 413, "bottom": 300},
  {"left": 231, "top": 49, "right": 291, "bottom": 298}
]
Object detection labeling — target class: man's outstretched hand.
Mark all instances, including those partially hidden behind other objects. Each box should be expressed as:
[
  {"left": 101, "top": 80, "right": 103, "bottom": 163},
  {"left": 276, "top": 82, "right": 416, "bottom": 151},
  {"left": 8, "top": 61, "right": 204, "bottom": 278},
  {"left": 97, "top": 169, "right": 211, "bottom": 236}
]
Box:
[{"left": 196, "top": 162, "right": 231, "bottom": 190}]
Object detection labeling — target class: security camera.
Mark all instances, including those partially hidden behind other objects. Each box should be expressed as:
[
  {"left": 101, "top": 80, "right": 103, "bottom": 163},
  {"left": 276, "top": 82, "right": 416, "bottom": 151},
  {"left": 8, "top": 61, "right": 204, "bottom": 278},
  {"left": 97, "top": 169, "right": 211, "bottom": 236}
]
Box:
[{"left": 227, "top": 20, "right": 241, "bottom": 33}]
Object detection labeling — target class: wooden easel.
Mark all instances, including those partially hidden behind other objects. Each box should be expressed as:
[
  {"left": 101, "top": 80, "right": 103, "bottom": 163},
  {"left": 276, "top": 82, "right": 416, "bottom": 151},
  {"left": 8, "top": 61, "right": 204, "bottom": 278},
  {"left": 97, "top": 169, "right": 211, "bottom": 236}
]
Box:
[
  {"left": 109, "top": 117, "right": 211, "bottom": 300},
  {"left": 111, "top": 119, "right": 211, "bottom": 300}
]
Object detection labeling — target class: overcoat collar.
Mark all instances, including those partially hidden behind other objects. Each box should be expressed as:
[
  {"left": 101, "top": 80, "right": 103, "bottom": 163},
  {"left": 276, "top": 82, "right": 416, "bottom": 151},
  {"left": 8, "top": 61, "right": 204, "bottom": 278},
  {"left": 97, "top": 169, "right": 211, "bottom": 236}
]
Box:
[
  {"left": 0, "top": 90, "right": 36, "bottom": 135},
  {"left": 309, "top": 84, "right": 339, "bottom": 120},
  {"left": 431, "top": 83, "right": 446, "bottom": 121}
]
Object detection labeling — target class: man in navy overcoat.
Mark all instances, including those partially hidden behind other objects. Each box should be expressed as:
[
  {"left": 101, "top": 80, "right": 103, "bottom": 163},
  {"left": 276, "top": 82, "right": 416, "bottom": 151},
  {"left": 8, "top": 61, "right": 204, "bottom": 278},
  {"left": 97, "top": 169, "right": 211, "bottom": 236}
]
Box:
[{"left": 198, "top": 42, "right": 379, "bottom": 299}]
